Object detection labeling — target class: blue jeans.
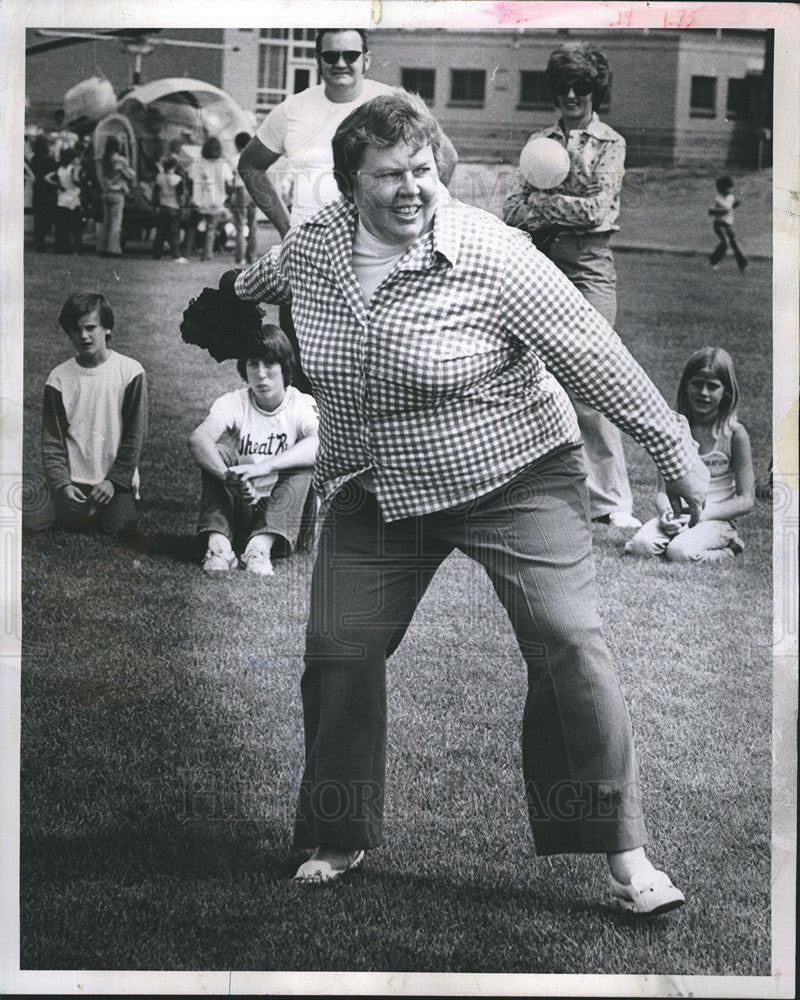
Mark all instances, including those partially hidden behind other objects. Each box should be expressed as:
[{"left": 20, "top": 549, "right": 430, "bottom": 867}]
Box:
[
  {"left": 99, "top": 192, "right": 125, "bottom": 255},
  {"left": 546, "top": 232, "right": 634, "bottom": 519},
  {"left": 294, "top": 444, "right": 647, "bottom": 856},
  {"left": 196, "top": 440, "right": 315, "bottom": 556},
  {"left": 52, "top": 481, "right": 137, "bottom": 538},
  {"left": 710, "top": 221, "right": 747, "bottom": 270}
]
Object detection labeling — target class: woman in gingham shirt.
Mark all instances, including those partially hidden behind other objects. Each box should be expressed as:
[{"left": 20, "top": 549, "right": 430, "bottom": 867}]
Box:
[{"left": 230, "top": 92, "right": 708, "bottom": 915}]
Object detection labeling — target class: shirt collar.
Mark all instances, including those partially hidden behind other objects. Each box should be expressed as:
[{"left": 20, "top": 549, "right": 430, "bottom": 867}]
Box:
[
  {"left": 550, "top": 111, "right": 615, "bottom": 141},
  {"left": 308, "top": 192, "right": 460, "bottom": 271}
]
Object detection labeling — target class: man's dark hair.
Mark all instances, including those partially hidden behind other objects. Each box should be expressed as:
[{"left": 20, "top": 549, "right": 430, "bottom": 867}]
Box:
[
  {"left": 715, "top": 175, "right": 734, "bottom": 194},
  {"left": 332, "top": 91, "right": 443, "bottom": 202},
  {"left": 234, "top": 131, "right": 252, "bottom": 153},
  {"left": 236, "top": 324, "right": 296, "bottom": 387},
  {"left": 315, "top": 28, "right": 369, "bottom": 58},
  {"left": 58, "top": 292, "right": 114, "bottom": 336},
  {"left": 546, "top": 42, "right": 612, "bottom": 109}
]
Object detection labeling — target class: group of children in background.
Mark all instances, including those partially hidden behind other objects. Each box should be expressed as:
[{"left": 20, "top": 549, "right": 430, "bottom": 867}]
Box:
[
  {"left": 29, "top": 131, "right": 258, "bottom": 266},
  {"left": 41, "top": 288, "right": 755, "bottom": 573}
]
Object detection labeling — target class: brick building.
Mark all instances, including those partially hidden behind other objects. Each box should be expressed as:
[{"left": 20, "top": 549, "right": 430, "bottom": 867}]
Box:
[{"left": 26, "top": 27, "right": 770, "bottom": 167}]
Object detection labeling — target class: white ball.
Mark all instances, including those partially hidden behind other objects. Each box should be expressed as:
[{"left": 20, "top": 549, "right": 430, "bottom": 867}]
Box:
[{"left": 519, "top": 136, "right": 571, "bottom": 189}]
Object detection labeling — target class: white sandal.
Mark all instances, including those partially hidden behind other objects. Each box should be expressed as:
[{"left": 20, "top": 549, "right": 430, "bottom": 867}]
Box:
[
  {"left": 609, "top": 869, "right": 686, "bottom": 916},
  {"left": 293, "top": 850, "right": 365, "bottom": 884}
]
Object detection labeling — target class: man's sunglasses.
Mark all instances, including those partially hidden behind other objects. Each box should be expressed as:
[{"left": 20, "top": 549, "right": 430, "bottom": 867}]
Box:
[
  {"left": 554, "top": 78, "right": 594, "bottom": 97},
  {"left": 320, "top": 49, "right": 364, "bottom": 65}
]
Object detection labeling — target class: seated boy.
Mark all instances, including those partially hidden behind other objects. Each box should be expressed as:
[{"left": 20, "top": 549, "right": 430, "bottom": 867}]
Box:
[
  {"left": 41, "top": 292, "right": 148, "bottom": 538},
  {"left": 188, "top": 324, "right": 318, "bottom": 576}
]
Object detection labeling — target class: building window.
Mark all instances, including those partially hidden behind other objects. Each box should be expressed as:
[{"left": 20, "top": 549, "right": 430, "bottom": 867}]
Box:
[
  {"left": 690, "top": 75, "right": 717, "bottom": 118},
  {"left": 519, "top": 70, "right": 551, "bottom": 109},
  {"left": 450, "top": 69, "right": 485, "bottom": 107},
  {"left": 401, "top": 67, "right": 435, "bottom": 105},
  {"left": 257, "top": 29, "right": 317, "bottom": 110},
  {"left": 726, "top": 77, "right": 751, "bottom": 119}
]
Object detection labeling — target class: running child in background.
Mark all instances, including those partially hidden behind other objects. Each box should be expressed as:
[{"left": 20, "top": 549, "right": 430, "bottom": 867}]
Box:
[
  {"left": 41, "top": 293, "right": 148, "bottom": 539},
  {"left": 188, "top": 325, "right": 318, "bottom": 577},
  {"left": 709, "top": 175, "right": 748, "bottom": 272},
  {"left": 625, "top": 347, "right": 754, "bottom": 563}
]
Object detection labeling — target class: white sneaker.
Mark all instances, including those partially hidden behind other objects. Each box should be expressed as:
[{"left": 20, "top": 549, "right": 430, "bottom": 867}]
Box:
[
  {"left": 243, "top": 548, "right": 274, "bottom": 576},
  {"left": 202, "top": 547, "right": 237, "bottom": 573},
  {"left": 607, "top": 511, "right": 642, "bottom": 530}
]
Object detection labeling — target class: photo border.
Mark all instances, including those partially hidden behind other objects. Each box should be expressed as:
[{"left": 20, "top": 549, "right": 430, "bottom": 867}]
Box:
[{"left": 2, "top": 2, "right": 796, "bottom": 996}]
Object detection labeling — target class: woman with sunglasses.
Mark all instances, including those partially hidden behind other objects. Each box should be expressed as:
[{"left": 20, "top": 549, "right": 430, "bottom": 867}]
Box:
[{"left": 503, "top": 42, "right": 639, "bottom": 531}]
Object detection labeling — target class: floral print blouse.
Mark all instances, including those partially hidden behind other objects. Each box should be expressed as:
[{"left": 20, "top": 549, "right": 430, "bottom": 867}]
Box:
[{"left": 502, "top": 113, "right": 625, "bottom": 236}]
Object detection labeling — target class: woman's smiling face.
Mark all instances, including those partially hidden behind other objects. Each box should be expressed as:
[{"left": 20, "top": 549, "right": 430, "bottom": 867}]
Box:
[
  {"left": 353, "top": 140, "right": 439, "bottom": 248},
  {"left": 555, "top": 78, "right": 594, "bottom": 129}
]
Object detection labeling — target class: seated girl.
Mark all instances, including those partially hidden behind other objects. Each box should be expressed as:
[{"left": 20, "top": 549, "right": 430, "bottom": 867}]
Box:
[
  {"left": 188, "top": 324, "right": 318, "bottom": 575},
  {"left": 624, "top": 347, "right": 754, "bottom": 564}
]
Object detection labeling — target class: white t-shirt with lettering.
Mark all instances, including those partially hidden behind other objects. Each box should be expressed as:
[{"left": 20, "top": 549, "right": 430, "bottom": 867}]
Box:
[
  {"left": 257, "top": 80, "right": 394, "bottom": 226},
  {"left": 204, "top": 385, "right": 318, "bottom": 497}
]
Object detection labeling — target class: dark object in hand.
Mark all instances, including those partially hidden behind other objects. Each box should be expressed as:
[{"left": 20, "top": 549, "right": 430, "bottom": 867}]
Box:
[
  {"left": 516, "top": 225, "right": 568, "bottom": 257},
  {"left": 180, "top": 285, "right": 262, "bottom": 363}
]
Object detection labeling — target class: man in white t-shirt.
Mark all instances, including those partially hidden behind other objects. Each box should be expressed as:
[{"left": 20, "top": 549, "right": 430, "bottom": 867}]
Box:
[
  {"left": 238, "top": 28, "right": 458, "bottom": 392},
  {"left": 239, "top": 28, "right": 457, "bottom": 233}
]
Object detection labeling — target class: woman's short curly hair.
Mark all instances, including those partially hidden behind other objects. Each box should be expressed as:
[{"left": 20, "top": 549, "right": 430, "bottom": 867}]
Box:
[
  {"left": 331, "top": 90, "right": 444, "bottom": 202},
  {"left": 546, "top": 42, "right": 612, "bottom": 109}
]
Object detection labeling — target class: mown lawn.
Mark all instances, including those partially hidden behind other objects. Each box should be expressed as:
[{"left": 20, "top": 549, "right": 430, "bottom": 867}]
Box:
[{"left": 19, "top": 238, "right": 772, "bottom": 975}]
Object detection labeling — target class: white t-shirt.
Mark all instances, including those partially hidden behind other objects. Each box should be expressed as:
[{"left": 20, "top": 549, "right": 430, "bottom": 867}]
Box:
[
  {"left": 189, "top": 157, "right": 234, "bottom": 213},
  {"left": 204, "top": 385, "right": 318, "bottom": 497},
  {"left": 712, "top": 191, "right": 736, "bottom": 226},
  {"left": 351, "top": 220, "right": 408, "bottom": 304},
  {"left": 56, "top": 163, "right": 82, "bottom": 210},
  {"left": 257, "top": 80, "right": 394, "bottom": 226}
]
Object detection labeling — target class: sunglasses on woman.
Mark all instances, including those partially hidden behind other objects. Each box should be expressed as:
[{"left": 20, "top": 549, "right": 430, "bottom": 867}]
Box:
[
  {"left": 320, "top": 50, "right": 364, "bottom": 65},
  {"left": 554, "top": 78, "right": 594, "bottom": 97}
]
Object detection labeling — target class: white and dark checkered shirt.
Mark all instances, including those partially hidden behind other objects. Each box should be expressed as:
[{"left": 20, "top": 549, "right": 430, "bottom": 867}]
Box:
[{"left": 236, "top": 196, "right": 694, "bottom": 522}]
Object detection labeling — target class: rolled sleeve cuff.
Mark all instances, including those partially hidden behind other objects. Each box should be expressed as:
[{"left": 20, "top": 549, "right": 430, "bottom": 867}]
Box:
[
  {"left": 234, "top": 245, "right": 283, "bottom": 301},
  {"left": 649, "top": 412, "right": 697, "bottom": 482}
]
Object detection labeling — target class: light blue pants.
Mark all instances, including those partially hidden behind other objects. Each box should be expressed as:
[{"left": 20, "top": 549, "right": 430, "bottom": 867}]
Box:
[
  {"left": 547, "top": 232, "right": 635, "bottom": 520},
  {"left": 99, "top": 191, "right": 126, "bottom": 256},
  {"left": 294, "top": 444, "right": 648, "bottom": 856},
  {"left": 625, "top": 516, "right": 741, "bottom": 562}
]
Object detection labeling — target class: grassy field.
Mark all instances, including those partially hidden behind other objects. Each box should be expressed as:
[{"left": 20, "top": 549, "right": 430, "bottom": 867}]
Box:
[{"left": 19, "top": 208, "right": 773, "bottom": 975}]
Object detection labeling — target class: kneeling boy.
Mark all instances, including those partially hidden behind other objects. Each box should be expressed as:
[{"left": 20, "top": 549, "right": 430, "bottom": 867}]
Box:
[
  {"left": 188, "top": 325, "right": 318, "bottom": 576},
  {"left": 41, "top": 292, "right": 148, "bottom": 538}
]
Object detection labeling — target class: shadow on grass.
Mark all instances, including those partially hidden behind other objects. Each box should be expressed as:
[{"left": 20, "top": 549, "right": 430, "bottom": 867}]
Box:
[{"left": 145, "top": 530, "right": 200, "bottom": 564}]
